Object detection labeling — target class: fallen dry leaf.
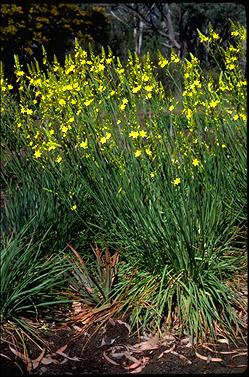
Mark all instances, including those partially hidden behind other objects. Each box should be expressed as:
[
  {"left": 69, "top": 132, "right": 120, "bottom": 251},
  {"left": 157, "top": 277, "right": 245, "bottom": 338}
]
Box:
[
  {"left": 202, "top": 345, "right": 215, "bottom": 353},
  {"left": 103, "top": 351, "right": 120, "bottom": 366},
  {"left": 55, "top": 351, "right": 80, "bottom": 361},
  {"left": 128, "top": 338, "right": 159, "bottom": 353},
  {"left": 129, "top": 357, "right": 150, "bottom": 374},
  {"left": 219, "top": 350, "right": 240, "bottom": 355},
  {"left": 123, "top": 357, "right": 141, "bottom": 370},
  {"left": 41, "top": 356, "right": 59, "bottom": 365},
  {"left": 55, "top": 344, "right": 68, "bottom": 354},
  {"left": 217, "top": 338, "right": 229, "bottom": 344},
  {"left": 9, "top": 346, "right": 33, "bottom": 372},
  {"left": 158, "top": 344, "right": 176, "bottom": 359},
  {"left": 232, "top": 352, "right": 247, "bottom": 359},
  {"left": 171, "top": 351, "right": 192, "bottom": 365},
  {"left": 196, "top": 351, "right": 222, "bottom": 362},
  {"left": 32, "top": 348, "right": 46, "bottom": 369}
]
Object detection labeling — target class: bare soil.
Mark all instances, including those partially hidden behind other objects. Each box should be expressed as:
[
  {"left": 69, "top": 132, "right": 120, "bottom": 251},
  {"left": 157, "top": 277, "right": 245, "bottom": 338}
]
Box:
[{"left": 1, "top": 316, "right": 248, "bottom": 376}]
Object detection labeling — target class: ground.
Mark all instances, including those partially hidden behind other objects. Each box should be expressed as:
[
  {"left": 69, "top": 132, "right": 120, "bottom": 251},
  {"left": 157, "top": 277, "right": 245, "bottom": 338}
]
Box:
[{"left": 1, "top": 315, "right": 247, "bottom": 375}]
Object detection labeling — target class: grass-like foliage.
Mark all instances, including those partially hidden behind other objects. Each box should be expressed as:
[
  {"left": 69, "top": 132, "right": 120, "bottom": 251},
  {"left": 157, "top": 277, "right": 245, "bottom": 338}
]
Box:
[
  {"left": 0, "top": 220, "right": 70, "bottom": 344},
  {"left": 0, "top": 21, "right": 247, "bottom": 344}
]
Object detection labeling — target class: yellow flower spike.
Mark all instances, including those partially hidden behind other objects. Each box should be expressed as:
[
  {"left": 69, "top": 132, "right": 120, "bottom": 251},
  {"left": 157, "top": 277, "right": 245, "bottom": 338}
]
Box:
[
  {"left": 172, "top": 177, "right": 181, "bottom": 186},
  {"left": 134, "top": 149, "right": 142, "bottom": 157},
  {"left": 192, "top": 158, "right": 200, "bottom": 166}
]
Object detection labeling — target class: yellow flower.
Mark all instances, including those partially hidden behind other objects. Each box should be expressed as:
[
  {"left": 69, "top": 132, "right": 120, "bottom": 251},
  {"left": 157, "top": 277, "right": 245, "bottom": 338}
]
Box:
[
  {"left": 227, "top": 63, "right": 235, "bottom": 70},
  {"left": 239, "top": 113, "right": 246, "bottom": 121},
  {"left": 65, "top": 65, "right": 75, "bottom": 75},
  {"left": 59, "top": 99, "right": 66, "bottom": 106},
  {"left": 171, "top": 51, "right": 180, "bottom": 63},
  {"left": 233, "top": 114, "right": 239, "bottom": 121},
  {"left": 158, "top": 57, "right": 169, "bottom": 68},
  {"left": 132, "top": 85, "right": 141, "bottom": 94},
  {"left": 55, "top": 156, "right": 62, "bottom": 163},
  {"left": 139, "top": 130, "right": 147, "bottom": 138},
  {"left": 209, "top": 99, "right": 220, "bottom": 108},
  {"left": 145, "top": 148, "right": 152, "bottom": 156},
  {"left": 84, "top": 99, "right": 93, "bottom": 107},
  {"left": 231, "top": 30, "right": 239, "bottom": 37},
  {"left": 98, "top": 63, "right": 105, "bottom": 72},
  {"left": 80, "top": 140, "right": 88, "bottom": 149},
  {"left": 172, "top": 177, "right": 181, "bottom": 186},
  {"left": 16, "top": 70, "right": 24, "bottom": 77},
  {"left": 26, "top": 108, "right": 33, "bottom": 115},
  {"left": 144, "top": 85, "right": 153, "bottom": 92},
  {"left": 61, "top": 125, "right": 69, "bottom": 133},
  {"left": 211, "top": 32, "right": 219, "bottom": 41},
  {"left": 129, "top": 130, "right": 139, "bottom": 139},
  {"left": 117, "top": 119, "right": 121, "bottom": 125},
  {"left": 34, "top": 150, "right": 41, "bottom": 158},
  {"left": 110, "top": 90, "right": 116, "bottom": 96},
  {"left": 106, "top": 58, "right": 112, "bottom": 65},
  {"left": 71, "top": 203, "right": 77, "bottom": 212},
  {"left": 169, "top": 105, "right": 175, "bottom": 112},
  {"left": 192, "top": 158, "right": 200, "bottom": 166},
  {"left": 134, "top": 149, "right": 142, "bottom": 157},
  {"left": 141, "top": 74, "right": 149, "bottom": 82},
  {"left": 72, "top": 82, "right": 80, "bottom": 91},
  {"left": 150, "top": 171, "right": 156, "bottom": 178}
]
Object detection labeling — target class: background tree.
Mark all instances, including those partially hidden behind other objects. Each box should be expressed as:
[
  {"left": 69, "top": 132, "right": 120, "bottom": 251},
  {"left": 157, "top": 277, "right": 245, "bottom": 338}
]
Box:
[
  {"left": 101, "top": 2, "right": 246, "bottom": 61},
  {"left": 0, "top": 3, "right": 110, "bottom": 80}
]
